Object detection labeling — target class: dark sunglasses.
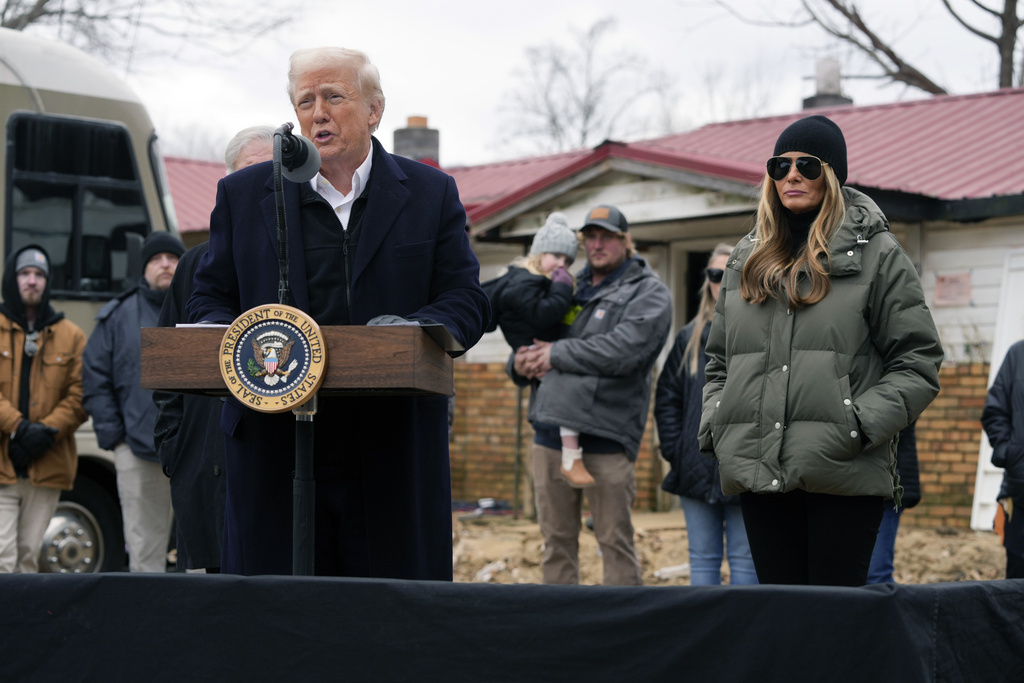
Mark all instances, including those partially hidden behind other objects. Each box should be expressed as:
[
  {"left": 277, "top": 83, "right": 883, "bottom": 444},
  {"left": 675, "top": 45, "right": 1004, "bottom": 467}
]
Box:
[
  {"left": 766, "top": 155, "right": 827, "bottom": 182},
  {"left": 704, "top": 267, "right": 724, "bottom": 284}
]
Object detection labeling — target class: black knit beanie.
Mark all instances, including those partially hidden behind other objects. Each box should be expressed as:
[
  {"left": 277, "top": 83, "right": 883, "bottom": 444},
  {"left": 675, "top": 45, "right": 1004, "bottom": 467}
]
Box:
[
  {"left": 772, "top": 115, "right": 847, "bottom": 186},
  {"left": 141, "top": 231, "right": 185, "bottom": 266}
]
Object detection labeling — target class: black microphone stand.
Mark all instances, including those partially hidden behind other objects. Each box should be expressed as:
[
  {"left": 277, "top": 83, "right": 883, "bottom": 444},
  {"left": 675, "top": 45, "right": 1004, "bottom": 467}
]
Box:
[{"left": 273, "top": 122, "right": 317, "bottom": 576}]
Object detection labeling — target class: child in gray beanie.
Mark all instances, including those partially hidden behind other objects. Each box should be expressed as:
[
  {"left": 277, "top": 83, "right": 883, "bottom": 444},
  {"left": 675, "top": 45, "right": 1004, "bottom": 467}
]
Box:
[{"left": 482, "top": 212, "right": 594, "bottom": 487}]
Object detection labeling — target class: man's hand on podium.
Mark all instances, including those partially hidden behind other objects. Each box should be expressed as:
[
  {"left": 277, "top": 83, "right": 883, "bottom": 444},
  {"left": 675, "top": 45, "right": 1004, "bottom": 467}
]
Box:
[{"left": 366, "top": 315, "right": 413, "bottom": 326}]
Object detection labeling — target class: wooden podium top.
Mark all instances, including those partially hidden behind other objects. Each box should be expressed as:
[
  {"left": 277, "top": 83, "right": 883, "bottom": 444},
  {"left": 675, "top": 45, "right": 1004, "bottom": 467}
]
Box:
[{"left": 141, "top": 325, "right": 454, "bottom": 397}]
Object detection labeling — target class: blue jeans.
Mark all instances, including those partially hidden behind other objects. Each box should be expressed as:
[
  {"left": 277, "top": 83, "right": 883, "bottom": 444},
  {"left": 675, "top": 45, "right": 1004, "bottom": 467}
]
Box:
[
  {"left": 679, "top": 496, "right": 758, "bottom": 585},
  {"left": 867, "top": 505, "right": 902, "bottom": 584}
]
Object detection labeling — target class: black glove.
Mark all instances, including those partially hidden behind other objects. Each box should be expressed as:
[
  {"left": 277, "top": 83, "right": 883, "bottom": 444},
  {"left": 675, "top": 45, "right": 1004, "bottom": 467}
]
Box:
[
  {"left": 13, "top": 421, "right": 59, "bottom": 460},
  {"left": 8, "top": 440, "right": 33, "bottom": 469}
]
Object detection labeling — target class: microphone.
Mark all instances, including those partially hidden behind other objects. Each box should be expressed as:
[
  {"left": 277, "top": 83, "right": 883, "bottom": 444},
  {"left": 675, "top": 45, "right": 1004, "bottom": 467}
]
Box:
[{"left": 275, "top": 123, "right": 321, "bottom": 182}]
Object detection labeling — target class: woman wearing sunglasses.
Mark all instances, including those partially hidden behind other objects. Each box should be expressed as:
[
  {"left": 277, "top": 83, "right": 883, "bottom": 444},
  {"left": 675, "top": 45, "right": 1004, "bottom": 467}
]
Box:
[
  {"left": 655, "top": 243, "right": 757, "bottom": 585},
  {"left": 697, "top": 115, "right": 943, "bottom": 586}
]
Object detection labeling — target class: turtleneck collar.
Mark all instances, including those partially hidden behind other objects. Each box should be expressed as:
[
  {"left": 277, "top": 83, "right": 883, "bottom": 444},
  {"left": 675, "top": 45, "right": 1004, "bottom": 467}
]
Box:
[{"left": 783, "top": 206, "right": 821, "bottom": 256}]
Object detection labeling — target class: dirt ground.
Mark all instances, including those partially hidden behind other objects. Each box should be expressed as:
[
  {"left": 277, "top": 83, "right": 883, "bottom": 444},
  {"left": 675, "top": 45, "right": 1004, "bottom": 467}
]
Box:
[{"left": 452, "top": 509, "right": 1007, "bottom": 585}]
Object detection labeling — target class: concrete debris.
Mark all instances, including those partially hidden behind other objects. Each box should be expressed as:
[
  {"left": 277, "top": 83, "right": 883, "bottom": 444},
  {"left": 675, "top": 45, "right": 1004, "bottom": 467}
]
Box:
[
  {"left": 653, "top": 563, "right": 690, "bottom": 580},
  {"left": 474, "top": 560, "right": 507, "bottom": 583}
]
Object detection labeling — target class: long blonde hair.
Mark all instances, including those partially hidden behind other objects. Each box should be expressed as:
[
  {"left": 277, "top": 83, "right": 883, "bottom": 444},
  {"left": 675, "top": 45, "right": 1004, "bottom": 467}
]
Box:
[
  {"left": 682, "top": 242, "right": 734, "bottom": 376},
  {"left": 740, "top": 165, "right": 846, "bottom": 308}
]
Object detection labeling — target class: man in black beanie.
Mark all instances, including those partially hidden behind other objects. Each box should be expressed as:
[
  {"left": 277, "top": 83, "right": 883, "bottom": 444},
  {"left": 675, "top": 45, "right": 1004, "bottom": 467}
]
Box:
[{"left": 83, "top": 231, "right": 184, "bottom": 572}]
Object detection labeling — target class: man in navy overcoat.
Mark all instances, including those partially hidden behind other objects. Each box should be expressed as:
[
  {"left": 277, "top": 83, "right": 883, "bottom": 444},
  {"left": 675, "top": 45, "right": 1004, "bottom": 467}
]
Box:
[{"left": 187, "top": 47, "right": 489, "bottom": 579}]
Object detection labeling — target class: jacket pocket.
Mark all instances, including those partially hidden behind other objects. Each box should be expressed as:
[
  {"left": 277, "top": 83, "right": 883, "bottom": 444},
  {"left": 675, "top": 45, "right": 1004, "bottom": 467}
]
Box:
[
  {"left": 837, "top": 374, "right": 862, "bottom": 459},
  {"left": 40, "top": 351, "right": 74, "bottom": 389},
  {"left": 395, "top": 240, "right": 435, "bottom": 259},
  {"left": 698, "top": 394, "right": 719, "bottom": 453}
]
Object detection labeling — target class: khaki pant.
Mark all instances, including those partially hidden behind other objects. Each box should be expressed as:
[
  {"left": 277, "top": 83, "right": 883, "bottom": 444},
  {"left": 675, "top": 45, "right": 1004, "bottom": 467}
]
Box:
[
  {"left": 0, "top": 479, "right": 61, "bottom": 573},
  {"left": 115, "top": 443, "right": 172, "bottom": 573},
  {"left": 531, "top": 443, "right": 641, "bottom": 585}
]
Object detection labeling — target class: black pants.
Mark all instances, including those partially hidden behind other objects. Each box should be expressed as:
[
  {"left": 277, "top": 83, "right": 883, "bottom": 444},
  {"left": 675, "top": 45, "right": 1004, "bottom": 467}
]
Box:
[
  {"left": 1007, "top": 549, "right": 1024, "bottom": 580},
  {"left": 740, "top": 490, "right": 885, "bottom": 586}
]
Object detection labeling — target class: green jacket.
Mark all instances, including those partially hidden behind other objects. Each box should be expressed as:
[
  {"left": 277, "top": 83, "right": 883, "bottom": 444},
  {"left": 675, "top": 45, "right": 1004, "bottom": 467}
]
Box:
[{"left": 698, "top": 188, "right": 943, "bottom": 498}]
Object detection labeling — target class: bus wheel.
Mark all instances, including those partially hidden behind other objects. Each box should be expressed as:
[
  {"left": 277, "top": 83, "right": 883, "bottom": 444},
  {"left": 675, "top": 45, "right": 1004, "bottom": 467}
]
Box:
[{"left": 40, "top": 478, "right": 126, "bottom": 573}]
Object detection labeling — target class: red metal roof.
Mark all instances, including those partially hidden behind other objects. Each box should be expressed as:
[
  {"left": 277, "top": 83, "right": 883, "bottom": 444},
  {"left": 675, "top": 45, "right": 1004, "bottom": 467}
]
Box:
[
  {"left": 163, "top": 156, "right": 225, "bottom": 233},
  {"left": 449, "top": 88, "right": 1024, "bottom": 226},
  {"left": 164, "top": 89, "right": 1024, "bottom": 232},
  {"left": 447, "top": 149, "right": 593, "bottom": 217}
]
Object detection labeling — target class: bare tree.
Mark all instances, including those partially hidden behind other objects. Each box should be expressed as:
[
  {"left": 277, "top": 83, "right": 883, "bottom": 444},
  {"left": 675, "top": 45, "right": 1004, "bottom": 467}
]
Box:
[
  {"left": 713, "top": 0, "right": 1024, "bottom": 94},
  {"left": 941, "top": 0, "right": 1024, "bottom": 87},
  {"left": 2, "top": 0, "right": 292, "bottom": 74},
  {"left": 500, "top": 17, "right": 676, "bottom": 155}
]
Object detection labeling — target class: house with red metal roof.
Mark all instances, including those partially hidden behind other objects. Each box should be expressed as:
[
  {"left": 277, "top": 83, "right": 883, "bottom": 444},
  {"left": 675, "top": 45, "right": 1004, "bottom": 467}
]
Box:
[
  {"left": 446, "top": 87, "right": 1024, "bottom": 369},
  {"left": 440, "top": 88, "right": 1024, "bottom": 529}
]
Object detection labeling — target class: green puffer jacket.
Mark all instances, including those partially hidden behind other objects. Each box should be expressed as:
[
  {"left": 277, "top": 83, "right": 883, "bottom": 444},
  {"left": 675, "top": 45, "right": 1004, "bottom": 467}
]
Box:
[{"left": 698, "top": 188, "right": 943, "bottom": 498}]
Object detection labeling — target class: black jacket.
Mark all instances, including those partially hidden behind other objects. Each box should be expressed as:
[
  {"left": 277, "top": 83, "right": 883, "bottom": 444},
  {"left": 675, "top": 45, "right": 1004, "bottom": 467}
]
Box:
[
  {"left": 655, "top": 321, "right": 736, "bottom": 505},
  {"left": 487, "top": 265, "right": 572, "bottom": 350},
  {"left": 982, "top": 340, "right": 1024, "bottom": 501},
  {"left": 153, "top": 243, "right": 225, "bottom": 570}
]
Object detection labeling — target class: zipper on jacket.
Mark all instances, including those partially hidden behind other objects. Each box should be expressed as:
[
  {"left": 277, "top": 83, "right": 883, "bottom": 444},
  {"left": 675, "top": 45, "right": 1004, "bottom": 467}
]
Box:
[
  {"left": 756, "top": 301, "right": 777, "bottom": 466},
  {"left": 343, "top": 229, "right": 353, "bottom": 318}
]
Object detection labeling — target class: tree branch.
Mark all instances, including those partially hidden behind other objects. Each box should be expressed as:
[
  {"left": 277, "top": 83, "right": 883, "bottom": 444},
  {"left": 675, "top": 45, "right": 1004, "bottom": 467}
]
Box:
[
  {"left": 810, "top": 0, "right": 949, "bottom": 94},
  {"left": 941, "top": 0, "right": 999, "bottom": 44}
]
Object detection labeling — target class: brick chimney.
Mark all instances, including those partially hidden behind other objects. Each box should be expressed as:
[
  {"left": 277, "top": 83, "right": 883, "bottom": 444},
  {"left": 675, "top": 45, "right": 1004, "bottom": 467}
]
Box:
[
  {"left": 803, "top": 59, "right": 853, "bottom": 109},
  {"left": 394, "top": 116, "right": 440, "bottom": 168}
]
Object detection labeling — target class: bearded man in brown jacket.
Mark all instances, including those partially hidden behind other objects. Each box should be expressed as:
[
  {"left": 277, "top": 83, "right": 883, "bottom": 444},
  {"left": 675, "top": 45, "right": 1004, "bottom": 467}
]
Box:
[{"left": 0, "top": 246, "right": 87, "bottom": 573}]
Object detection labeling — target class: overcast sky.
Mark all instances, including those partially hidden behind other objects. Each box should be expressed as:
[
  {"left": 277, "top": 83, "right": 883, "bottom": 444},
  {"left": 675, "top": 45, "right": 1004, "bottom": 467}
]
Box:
[{"left": 123, "top": 0, "right": 1000, "bottom": 168}]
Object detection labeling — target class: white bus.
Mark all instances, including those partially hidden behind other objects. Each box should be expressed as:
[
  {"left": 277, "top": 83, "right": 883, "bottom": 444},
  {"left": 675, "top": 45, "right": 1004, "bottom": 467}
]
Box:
[{"left": 1, "top": 27, "right": 179, "bottom": 572}]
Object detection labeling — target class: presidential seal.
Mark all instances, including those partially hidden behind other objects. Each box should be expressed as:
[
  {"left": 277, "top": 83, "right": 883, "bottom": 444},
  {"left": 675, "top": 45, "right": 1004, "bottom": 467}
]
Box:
[{"left": 219, "top": 304, "right": 327, "bottom": 413}]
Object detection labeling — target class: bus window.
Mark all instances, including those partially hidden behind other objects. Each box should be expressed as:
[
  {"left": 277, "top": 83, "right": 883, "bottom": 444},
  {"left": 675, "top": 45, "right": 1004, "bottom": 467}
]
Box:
[{"left": 5, "top": 113, "right": 152, "bottom": 296}]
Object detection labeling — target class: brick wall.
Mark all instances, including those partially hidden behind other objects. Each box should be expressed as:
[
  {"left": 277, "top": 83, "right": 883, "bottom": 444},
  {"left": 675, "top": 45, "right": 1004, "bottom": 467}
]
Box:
[
  {"left": 451, "top": 361, "right": 991, "bottom": 529},
  {"left": 449, "top": 362, "right": 663, "bottom": 512},
  {"left": 906, "top": 363, "right": 989, "bottom": 529}
]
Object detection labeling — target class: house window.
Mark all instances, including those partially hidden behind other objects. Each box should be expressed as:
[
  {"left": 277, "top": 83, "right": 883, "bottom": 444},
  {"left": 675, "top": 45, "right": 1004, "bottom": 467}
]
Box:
[{"left": 5, "top": 114, "right": 151, "bottom": 297}]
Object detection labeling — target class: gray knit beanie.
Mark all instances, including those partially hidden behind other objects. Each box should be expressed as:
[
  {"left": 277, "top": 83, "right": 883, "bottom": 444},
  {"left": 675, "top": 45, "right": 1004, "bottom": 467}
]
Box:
[
  {"left": 15, "top": 248, "right": 49, "bottom": 277},
  {"left": 530, "top": 212, "right": 578, "bottom": 263}
]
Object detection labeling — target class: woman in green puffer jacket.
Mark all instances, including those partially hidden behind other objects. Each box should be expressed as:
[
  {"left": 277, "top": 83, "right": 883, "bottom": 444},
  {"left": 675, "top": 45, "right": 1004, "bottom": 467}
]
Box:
[{"left": 698, "top": 115, "right": 943, "bottom": 587}]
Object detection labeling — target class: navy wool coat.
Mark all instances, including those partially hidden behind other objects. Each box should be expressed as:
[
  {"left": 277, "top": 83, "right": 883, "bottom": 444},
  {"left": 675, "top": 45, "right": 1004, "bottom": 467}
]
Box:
[{"left": 187, "top": 137, "right": 489, "bottom": 579}]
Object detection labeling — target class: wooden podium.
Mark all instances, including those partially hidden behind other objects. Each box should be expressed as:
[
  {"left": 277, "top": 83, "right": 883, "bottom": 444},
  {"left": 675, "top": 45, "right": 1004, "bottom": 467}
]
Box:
[
  {"left": 140, "top": 322, "right": 456, "bottom": 575},
  {"left": 140, "top": 324, "right": 455, "bottom": 397}
]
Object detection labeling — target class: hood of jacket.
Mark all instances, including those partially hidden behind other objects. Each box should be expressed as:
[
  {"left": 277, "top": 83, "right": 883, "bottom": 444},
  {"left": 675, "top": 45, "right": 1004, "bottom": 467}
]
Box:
[{"left": 0, "top": 245, "right": 62, "bottom": 330}]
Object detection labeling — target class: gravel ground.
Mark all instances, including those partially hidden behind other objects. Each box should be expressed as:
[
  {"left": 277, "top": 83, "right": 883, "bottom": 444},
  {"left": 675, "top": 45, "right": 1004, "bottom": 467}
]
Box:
[{"left": 452, "top": 510, "right": 1006, "bottom": 585}]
